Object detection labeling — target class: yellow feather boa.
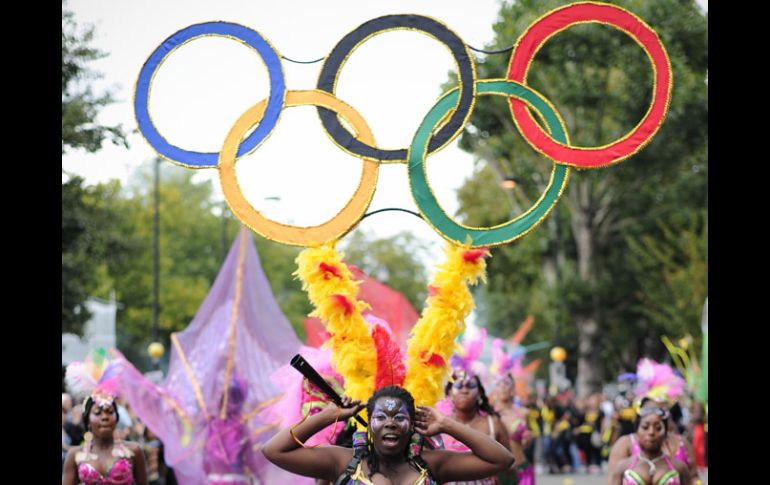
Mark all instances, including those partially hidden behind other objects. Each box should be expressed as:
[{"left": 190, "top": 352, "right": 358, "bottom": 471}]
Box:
[
  {"left": 403, "top": 244, "right": 488, "bottom": 406},
  {"left": 295, "top": 242, "right": 488, "bottom": 414},
  {"left": 295, "top": 245, "right": 376, "bottom": 418}
]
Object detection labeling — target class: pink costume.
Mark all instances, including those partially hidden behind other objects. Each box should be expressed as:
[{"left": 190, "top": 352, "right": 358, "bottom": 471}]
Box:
[
  {"left": 435, "top": 398, "right": 501, "bottom": 485},
  {"left": 508, "top": 411, "right": 534, "bottom": 485},
  {"left": 77, "top": 441, "right": 134, "bottom": 485},
  {"left": 625, "top": 435, "right": 681, "bottom": 485},
  {"left": 673, "top": 436, "right": 689, "bottom": 467}
]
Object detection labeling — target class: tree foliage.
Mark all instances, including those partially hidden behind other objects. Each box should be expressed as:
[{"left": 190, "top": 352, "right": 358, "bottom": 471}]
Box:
[
  {"left": 104, "top": 162, "right": 312, "bottom": 369},
  {"left": 452, "top": 0, "right": 707, "bottom": 390},
  {"left": 62, "top": 1, "right": 129, "bottom": 334},
  {"left": 61, "top": 0, "right": 126, "bottom": 155}
]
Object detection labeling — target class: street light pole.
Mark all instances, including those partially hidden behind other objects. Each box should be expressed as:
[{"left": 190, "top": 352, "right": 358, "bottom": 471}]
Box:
[
  {"left": 152, "top": 157, "right": 160, "bottom": 370},
  {"left": 221, "top": 201, "right": 228, "bottom": 262},
  {"left": 553, "top": 205, "right": 562, "bottom": 348}
]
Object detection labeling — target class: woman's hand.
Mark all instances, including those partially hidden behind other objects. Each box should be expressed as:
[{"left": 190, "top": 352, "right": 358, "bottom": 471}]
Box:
[
  {"left": 327, "top": 395, "right": 365, "bottom": 422},
  {"left": 415, "top": 405, "right": 447, "bottom": 437}
]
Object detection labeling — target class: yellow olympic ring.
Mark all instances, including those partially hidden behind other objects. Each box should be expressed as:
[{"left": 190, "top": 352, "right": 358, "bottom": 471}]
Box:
[{"left": 218, "top": 90, "right": 379, "bottom": 246}]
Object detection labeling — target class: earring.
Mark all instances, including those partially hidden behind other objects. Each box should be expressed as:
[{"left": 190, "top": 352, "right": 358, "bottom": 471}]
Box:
[
  {"left": 76, "top": 431, "right": 97, "bottom": 463},
  {"left": 408, "top": 432, "right": 422, "bottom": 459}
]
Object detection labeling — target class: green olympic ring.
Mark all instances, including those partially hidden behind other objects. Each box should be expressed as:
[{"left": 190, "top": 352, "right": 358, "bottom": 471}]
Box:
[{"left": 408, "top": 79, "right": 570, "bottom": 248}]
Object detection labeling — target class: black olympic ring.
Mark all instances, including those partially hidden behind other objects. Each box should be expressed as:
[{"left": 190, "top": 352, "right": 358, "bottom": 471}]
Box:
[{"left": 316, "top": 14, "right": 477, "bottom": 162}]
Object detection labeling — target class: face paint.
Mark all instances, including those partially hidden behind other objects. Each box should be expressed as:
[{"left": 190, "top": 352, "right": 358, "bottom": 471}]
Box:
[
  {"left": 372, "top": 399, "right": 411, "bottom": 428},
  {"left": 371, "top": 397, "right": 412, "bottom": 455}
]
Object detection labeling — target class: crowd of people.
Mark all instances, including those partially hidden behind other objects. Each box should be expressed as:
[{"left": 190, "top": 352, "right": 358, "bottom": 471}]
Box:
[{"left": 62, "top": 357, "right": 707, "bottom": 485}]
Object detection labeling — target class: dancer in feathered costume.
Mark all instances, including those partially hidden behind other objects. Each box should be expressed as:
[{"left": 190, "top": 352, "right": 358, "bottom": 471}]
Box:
[
  {"left": 660, "top": 335, "right": 707, "bottom": 470},
  {"left": 432, "top": 328, "right": 512, "bottom": 485},
  {"left": 609, "top": 358, "right": 701, "bottom": 484},
  {"left": 262, "top": 243, "right": 515, "bottom": 484},
  {"left": 62, "top": 349, "right": 148, "bottom": 485},
  {"left": 489, "top": 335, "right": 540, "bottom": 485}
]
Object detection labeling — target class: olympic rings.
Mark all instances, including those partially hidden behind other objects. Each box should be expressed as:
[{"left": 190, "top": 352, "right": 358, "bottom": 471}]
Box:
[
  {"left": 507, "top": 2, "right": 672, "bottom": 168},
  {"left": 135, "top": 21, "right": 286, "bottom": 168},
  {"left": 218, "top": 90, "right": 379, "bottom": 247},
  {"left": 409, "top": 80, "right": 570, "bottom": 248},
  {"left": 316, "top": 14, "right": 476, "bottom": 162},
  {"left": 136, "top": 3, "right": 673, "bottom": 247}
]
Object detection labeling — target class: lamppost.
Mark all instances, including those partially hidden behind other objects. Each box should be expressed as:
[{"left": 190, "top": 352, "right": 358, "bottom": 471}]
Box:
[
  {"left": 220, "top": 200, "right": 229, "bottom": 262},
  {"left": 149, "top": 157, "right": 163, "bottom": 371},
  {"left": 502, "top": 173, "right": 567, "bottom": 393},
  {"left": 549, "top": 203, "right": 569, "bottom": 393}
]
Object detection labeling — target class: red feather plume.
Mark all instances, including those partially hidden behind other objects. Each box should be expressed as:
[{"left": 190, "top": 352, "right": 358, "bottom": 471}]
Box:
[
  {"left": 462, "top": 247, "right": 489, "bottom": 263},
  {"left": 331, "top": 294, "right": 354, "bottom": 315},
  {"left": 372, "top": 325, "right": 406, "bottom": 389},
  {"left": 319, "top": 262, "right": 342, "bottom": 279},
  {"left": 421, "top": 351, "right": 446, "bottom": 367}
]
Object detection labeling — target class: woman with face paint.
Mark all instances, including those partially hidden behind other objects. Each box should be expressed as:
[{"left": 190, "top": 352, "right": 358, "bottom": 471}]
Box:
[
  {"left": 609, "top": 403, "right": 691, "bottom": 485},
  {"left": 262, "top": 385, "right": 514, "bottom": 484},
  {"left": 62, "top": 392, "right": 148, "bottom": 485},
  {"left": 437, "top": 370, "right": 512, "bottom": 485}
]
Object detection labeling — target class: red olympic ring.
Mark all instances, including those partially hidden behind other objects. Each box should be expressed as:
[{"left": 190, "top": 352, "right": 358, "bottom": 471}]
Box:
[{"left": 507, "top": 2, "right": 672, "bottom": 169}]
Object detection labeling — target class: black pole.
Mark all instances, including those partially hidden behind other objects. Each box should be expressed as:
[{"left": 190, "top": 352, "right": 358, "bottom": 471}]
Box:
[
  {"left": 553, "top": 205, "right": 562, "bottom": 347},
  {"left": 221, "top": 202, "right": 228, "bottom": 262},
  {"left": 152, "top": 158, "right": 160, "bottom": 370},
  {"left": 291, "top": 354, "right": 367, "bottom": 427}
]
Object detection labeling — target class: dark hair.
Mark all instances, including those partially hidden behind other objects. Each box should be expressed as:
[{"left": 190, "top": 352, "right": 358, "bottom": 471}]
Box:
[
  {"left": 83, "top": 396, "right": 120, "bottom": 431},
  {"left": 367, "top": 386, "right": 416, "bottom": 424},
  {"left": 364, "top": 386, "right": 423, "bottom": 479},
  {"left": 634, "top": 405, "right": 669, "bottom": 433},
  {"left": 444, "top": 374, "right": 500, "bottom": 418}
]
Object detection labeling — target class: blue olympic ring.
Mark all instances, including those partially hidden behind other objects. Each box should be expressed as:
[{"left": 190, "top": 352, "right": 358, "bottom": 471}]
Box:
[{"left": 134, "top": 21, "right": 286, "bottom": 168}]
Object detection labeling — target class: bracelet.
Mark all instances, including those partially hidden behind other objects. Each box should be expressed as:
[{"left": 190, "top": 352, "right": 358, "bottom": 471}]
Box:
[
  {"left": 327, "top": 407, "right": 342, "bottom": 444},
  {"left": 289, "top": 406, "right": 322, "bottom": 449}
]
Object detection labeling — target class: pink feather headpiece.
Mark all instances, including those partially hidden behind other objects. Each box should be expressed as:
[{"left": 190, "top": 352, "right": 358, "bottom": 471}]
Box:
[
  {"left": 65, "top": 348, "right": 122, "bottom": 409},
  {"left": 488, "top": 338, "right": 540, "bottom": 399},
  {"left": 489, "top": 338, "right": 523, "bottom": 378},
  {"left": 450, "top": 328, "right": 487, "bottom": 380},
  {"left": 634, "top": 358, "right": 686, "bottom": 403}
]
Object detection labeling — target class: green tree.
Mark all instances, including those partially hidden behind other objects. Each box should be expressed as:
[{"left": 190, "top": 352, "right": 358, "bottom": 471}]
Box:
[
  {"left": 625, "top": 210, "right": 708, "bottom": 343},
  {"left": 341, "top": 229, "right": 429, "bottom": 311},
  {"left": 107, "top": 161, "right": 311, "bottom": 368},
  {"left": 62, "top": 0, "right": 126, "bottom": 155},
  {"left": 452, "top": 0, "right": 707, "bottom": 393},
  {"left": 62, "top": 0, "right": 129, "bottom": 334}
]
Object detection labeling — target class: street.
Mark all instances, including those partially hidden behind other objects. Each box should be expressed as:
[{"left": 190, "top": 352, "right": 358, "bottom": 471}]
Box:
[{"left": 535, "top": 468, "right": 708, "bottom": 485}]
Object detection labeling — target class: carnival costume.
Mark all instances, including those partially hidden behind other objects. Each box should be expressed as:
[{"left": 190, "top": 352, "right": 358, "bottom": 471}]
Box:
[
  {"left": 111, "top": 229, "right": 304, "bottom": 485},
  {"left": 615, "top": 359, "right": 689, "bottom": 484},
  {"left": 489, "top": 335, "right": 539, "bottom": 485},
  {"left": 624, "top": 435, "right": 681, "bottom": 485},
  {"left": 65, "top": 349, "right": 135, "bottom": 485},
  {"left": 424, "top": 330, "right": 498, "bottom": 485}
]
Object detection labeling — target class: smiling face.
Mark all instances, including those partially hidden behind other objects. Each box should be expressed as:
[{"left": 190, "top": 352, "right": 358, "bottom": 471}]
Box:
[{"left": 369, "top": 397, "right": 412, "bottom": 457}]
